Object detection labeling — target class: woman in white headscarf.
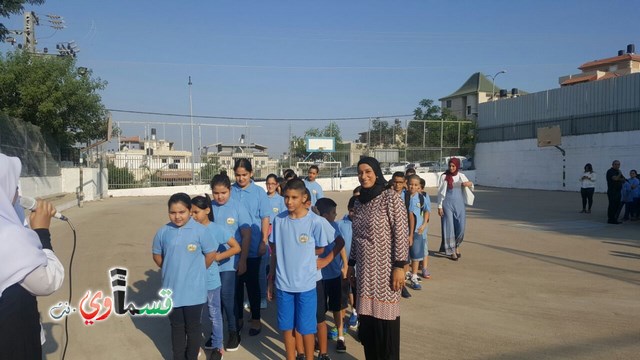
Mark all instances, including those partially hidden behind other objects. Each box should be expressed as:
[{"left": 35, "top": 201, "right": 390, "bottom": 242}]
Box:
[{"left": 0, "top": 154, "right": 64, "bottom": 359}]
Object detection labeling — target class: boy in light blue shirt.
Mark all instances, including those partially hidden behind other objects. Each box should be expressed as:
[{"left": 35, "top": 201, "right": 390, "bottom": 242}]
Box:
[
  {"left": 303, "top": 165, "right": 324, "bottom": 206},
  {"left": 336, "top": 196, "right": 358, "bottom": 330},
  {"left": 268, "top": 179, "right": 333, "bottom": 360},
  {"left": 317, "top": 198, "right": 349, "bottom": 354}
]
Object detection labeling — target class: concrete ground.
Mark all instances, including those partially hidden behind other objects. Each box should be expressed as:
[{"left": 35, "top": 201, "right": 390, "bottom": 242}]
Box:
[{"left": 40, "top": 187, "right": 640, "bottom": 360}]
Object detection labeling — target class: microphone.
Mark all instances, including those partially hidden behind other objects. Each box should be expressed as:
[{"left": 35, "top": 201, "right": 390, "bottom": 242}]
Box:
[{"left": 19, "top": 196, "right": 69, "bottom": 221}]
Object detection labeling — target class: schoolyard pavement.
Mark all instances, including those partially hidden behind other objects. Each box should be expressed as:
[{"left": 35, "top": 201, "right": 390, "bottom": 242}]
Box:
[{"left": 40, "top": 187, "right": 640, "bottom": 359}]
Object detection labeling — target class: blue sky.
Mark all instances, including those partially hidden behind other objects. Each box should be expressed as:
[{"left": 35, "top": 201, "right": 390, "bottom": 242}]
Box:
[{"left": 2, "top": 0, "right": 638, "bottom": 156}]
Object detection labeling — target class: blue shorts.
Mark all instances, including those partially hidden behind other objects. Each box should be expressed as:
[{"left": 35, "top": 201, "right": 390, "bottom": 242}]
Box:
[
  {"left": 276, "top": 288, "right": 317, "bottom": 335},
  {"left": 410, "top": 233, "right": 427, "bottom": 261}
]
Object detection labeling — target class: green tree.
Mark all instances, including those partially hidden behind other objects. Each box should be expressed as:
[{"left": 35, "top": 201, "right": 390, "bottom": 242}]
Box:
[
  {"left": 360, "top": 118, "right": 404, "bottom": 148},
  {"left": 0, "top": 51, "right": 108, "bottom": 149},
  {"left": 107, "top": 162, "right": 136, "bottom": 189},
  {"left": 200, "top": 159, "right": 220, "bottom": 184},
  {"left": 289, "top": 121, "right": 343, "bottom": 161},
  {"left": 0, "top": 0, "right": 45, "bottom": 41},
  {"left": 409, "top": 98, "right": 476, "bottom": 157}
]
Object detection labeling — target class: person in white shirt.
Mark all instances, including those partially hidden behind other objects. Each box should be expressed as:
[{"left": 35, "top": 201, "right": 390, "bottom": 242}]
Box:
[
  {"left": 0, "top": 154, "right": 64, "bottom": 359},
  {"left": 437, "top": 158, "right": 473, "bottom": 261},
  {"left": 579, "top": 163, "right": 596, "bottom": 213}
]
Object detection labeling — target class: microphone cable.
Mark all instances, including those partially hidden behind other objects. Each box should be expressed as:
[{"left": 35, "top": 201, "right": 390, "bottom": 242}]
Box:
[{"left": 60, "top": 219, "right": 76, "bottom": 360}]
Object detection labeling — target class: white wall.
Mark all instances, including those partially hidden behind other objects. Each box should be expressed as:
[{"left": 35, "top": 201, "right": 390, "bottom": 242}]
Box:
[
  {"left": 20, "top": 168, "right": 106, "bottom": 201},
  {"left": 475, "top": 130, "right": 640, "bottom": 192},
  {"left": 108, "top": 171, "right": 477, "bottom": 198}
]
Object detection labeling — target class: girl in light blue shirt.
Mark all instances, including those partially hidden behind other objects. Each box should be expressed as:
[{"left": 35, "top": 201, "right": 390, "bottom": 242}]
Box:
[
  {"left": 152, "top": 193, "right": 217, "bottom": 360},
  {"left": 191, "top": 194, "right": 240, "bottom": 355},
  {"left": 210, "top": 171, "right": 252, "bottom": 351}
]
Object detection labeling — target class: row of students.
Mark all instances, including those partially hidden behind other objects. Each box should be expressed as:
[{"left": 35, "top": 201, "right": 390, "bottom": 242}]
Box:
[
  {"left": 268, "top": 178, "right": 359, "bottom": 360},
  {"left": 390, "top": 171, "right": 432, "bottom": 295},
  {"left": 153, "top": 163, "right": 359, "bottom": 360}
]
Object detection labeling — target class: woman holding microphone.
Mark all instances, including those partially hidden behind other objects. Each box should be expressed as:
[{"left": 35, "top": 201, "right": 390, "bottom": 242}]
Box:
[{"left": 0, "top": 154, "right": 65, "bottom": 359}]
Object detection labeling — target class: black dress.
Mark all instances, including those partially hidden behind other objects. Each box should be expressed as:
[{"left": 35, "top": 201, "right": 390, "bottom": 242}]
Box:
[{"left": 0, "top": 283, "right": 42, "bottom": 360}]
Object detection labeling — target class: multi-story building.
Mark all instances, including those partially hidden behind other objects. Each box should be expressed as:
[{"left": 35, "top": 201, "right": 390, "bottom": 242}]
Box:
[
  {"left": 439, "top": 72, "right": 525, "bottom": 120},
  {"left": 202, "top": 142, "right": 275, "bottom": 179},
  {"left": 559, "top": 44, "right": 639, "bottom": 86},
  {"left": 107, "top": 130, "right": 193, "bottom": 182}
]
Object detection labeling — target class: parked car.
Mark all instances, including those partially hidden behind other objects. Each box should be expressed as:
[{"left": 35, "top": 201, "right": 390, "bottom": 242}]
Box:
[
  {"left": 418, "top": 161, "right": 438, "bottom": 172},
  {"left": 337, "top": 166, "right": 359, "bottom": 177},
  {"left": 389, "top": 161, "right": 410, "bottom": 173}
]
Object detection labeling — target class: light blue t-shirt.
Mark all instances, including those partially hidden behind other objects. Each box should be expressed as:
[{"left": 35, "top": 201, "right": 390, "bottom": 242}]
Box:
[
  {"left": 231, "top": 180, "right": 271, "bottom": 258},
  {"left": 321, "top": 222, "right": 344, "bottom": 280},
  {"left": 152, "top": 218, "right": 217, "bottom": 308},
  {"left": 303, "top": 179, "right": 324, "bottom": 206},
  {"left": 267, "top": 193, "right": 286, "bottom": 223},
  {"left": 410, "top": 192, "right": 431, "bottom": 236},
  {"left": 336, "top": 215, "right": 353, "bottom": 260},
  {"left": 204, "top": 222, "right": 233, "bottom": 290},
  {"left": 211, "top": 197, "right": 252, "bottom": 272},
  {"left": 269, "top": 210, "right": 333, "bottom": 292}
]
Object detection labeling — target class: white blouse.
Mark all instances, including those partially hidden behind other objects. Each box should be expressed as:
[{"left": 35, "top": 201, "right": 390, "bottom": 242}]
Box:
[
  {"left": 580, "top": 172, "right": 596, "bottom": 188},
  {"left": 437, "top": 172, "right": 473, "bottom": 208}
]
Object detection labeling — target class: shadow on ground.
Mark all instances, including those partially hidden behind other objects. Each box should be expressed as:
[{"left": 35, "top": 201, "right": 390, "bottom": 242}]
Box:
[{"left": 125, "top": 269, "right": 172, "bottom": 359}]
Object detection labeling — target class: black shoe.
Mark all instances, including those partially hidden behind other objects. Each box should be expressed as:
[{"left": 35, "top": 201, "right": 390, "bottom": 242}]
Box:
[
  {"left": 209, "top": 348, "right": 223, "bottom": 360},
  {"left": 401, "top": 287, "right": 411, "bottom": 298},
  {"left": 204, "top": 336, "right": 214, "bottom": 350},
  {"left": 318, "top": 353, "right": 332, "bottom": 360},
  {"left": 336, "top": 339, "right": 347, "bottom": 353},
  {"left": 225, "top": 331, "right": 240, "bottom": 352},
  {"left": 608, "top": 220, "right": 622, "bottom": 224},
  {"left": 248, "top": 327, "right": 262, "bottom": 336},
  {"left": 295, "top": 355, "right": 306, "bottom": 360}
]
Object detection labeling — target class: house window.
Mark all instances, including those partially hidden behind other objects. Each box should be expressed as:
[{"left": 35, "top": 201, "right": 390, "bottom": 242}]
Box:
[
  {"left": 174, "top": 159, "right": 181, "bottom": 163},
  {"left": 446, "top": 100, "right": 452, "bottom": 108},
  {"left": 467, "top": 106, "right": 472, "bottom": 115},
  {"left": 161, "top": 159, "right": 167, "bottom": 163}
]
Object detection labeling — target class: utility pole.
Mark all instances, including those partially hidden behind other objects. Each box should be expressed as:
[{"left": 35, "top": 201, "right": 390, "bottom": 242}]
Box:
[
  {"left": 188, "top": 76, "right": 195, "bottom": 184},
  {"left": 23, "top": 11, "right": 38, "bottom": 52}
]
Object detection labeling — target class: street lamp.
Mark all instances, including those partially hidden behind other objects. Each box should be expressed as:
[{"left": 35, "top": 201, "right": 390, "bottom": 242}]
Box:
[
  {"left": 188, "top": 76, "right": 195, "bottom": 184},
  {"left": 487, "top": 70, "right": 507, "bottom": 101}
]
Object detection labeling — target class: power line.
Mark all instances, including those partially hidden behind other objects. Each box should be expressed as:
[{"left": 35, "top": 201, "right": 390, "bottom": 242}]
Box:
[{"left": 107, "top": 108, "right": 413, "bottom": 121}]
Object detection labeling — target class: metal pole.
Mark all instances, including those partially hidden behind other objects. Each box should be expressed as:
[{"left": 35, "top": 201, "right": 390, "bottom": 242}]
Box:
[
  {"left": 404, "top": 119, "right": 409, "bottom": 162},
  {"left": 189, "top": 76, "right": 195, "bottom": 183},
  {"left": 367, "top": 118, "right": 371, "bottom": 153}
]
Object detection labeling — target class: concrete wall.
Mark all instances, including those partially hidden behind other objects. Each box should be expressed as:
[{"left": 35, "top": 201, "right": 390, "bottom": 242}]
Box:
[
  {"left": 20, "top": 167, "right": 107, "bottom": 201},
  {"left": 108, "top": 171, "right": 477, "bottom": 198},
  {"left": 474, "top": 130, "right": 640, "bottom": 192}
]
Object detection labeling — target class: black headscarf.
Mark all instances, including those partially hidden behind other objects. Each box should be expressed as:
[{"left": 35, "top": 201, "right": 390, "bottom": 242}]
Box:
[{"left": 357, "top": 156, "right": 387, "bottom": 204}]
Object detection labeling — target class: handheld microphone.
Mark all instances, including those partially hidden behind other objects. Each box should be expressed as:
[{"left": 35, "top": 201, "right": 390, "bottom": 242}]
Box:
[{"left": 19, "top": 196, "right": 69, "bottom": 221}]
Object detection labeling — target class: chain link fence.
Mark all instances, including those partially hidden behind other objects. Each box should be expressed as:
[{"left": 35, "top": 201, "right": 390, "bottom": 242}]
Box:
[{"left": 0, "top": 114, "right": 63, "bottom": 176}]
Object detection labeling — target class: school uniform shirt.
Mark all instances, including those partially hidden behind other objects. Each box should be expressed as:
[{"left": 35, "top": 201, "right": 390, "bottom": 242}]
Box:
[
  {"left": 269, "top": 210, "right": 334, "bottom": 293},
  {"left": 580, "top": 172, "right": 596, "bottom": 188},
  {"left": 152, "top": 218, "right": 217, "bottom": 308},
  {"left": 267, "top": 193, "right": 286, "bottom": 224},
  {"left": 410, "top": 192, "right": 431, "bottom": 236},
  {"left": 621, "top": 182, "right": 634, "bottom": 203},
  {"left": 321, "top": 222, "right": 344, "bottom": 280},
  {"left": 211, "top": 197, "right": 252, "bottom": 272},
  {"left": 303, "top": 179, "right": 324, "bottom": 206},
  {"left": 232, "top": 180, "right": 272, "bottom": 258},
  {"left": 629, "top": 178, "right": 640, "bottom": 199},
  {"left": 336, "top": 215, "right": 353, "bottom": 260},
  {"left": 205, "top": 222, "right": 233, "bottom": 290}
]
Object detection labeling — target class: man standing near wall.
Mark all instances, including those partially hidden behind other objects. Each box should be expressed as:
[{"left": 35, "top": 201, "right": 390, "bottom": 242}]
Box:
[{"left": 606, "top": 160, "right": 625, "bottom": 224}]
